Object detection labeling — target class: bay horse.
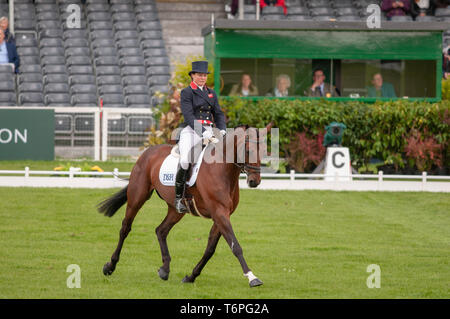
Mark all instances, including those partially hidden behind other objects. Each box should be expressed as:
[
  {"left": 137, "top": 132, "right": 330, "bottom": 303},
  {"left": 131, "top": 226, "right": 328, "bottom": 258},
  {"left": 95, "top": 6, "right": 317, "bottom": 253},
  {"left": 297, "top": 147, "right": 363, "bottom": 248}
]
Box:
[{"left": 97, "top": 124, "right": 271, "bottom": 287}]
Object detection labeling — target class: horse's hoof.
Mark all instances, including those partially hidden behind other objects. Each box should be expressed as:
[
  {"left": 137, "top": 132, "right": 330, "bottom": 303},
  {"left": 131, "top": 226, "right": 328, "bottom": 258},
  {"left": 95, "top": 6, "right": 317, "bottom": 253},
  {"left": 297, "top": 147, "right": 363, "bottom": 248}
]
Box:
[
  {"left": 103, "top": 262, "right": 114, "bottom": 276},
  {"left": 249, "top": 278, "right": 263, "bottom": 287},
  {"left": 158, "top": 267, "right": 169, "bottom": 281},
  {"left": 182, "top": 275, "right": 194, "bottom": 283}
]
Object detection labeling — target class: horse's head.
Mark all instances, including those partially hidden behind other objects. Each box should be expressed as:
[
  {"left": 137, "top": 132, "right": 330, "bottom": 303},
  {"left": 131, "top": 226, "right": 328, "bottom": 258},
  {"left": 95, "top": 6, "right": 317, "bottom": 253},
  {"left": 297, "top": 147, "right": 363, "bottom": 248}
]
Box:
[{"left": 233, "top": 123, "right": 273, "bottom": 188}]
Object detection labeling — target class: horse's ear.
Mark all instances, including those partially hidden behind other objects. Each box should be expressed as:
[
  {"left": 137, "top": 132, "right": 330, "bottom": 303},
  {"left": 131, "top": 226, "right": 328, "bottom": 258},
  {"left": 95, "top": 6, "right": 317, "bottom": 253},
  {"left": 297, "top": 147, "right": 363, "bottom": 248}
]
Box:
[{"left": 265, "top": 122, "right": 274, "bottom": 133}]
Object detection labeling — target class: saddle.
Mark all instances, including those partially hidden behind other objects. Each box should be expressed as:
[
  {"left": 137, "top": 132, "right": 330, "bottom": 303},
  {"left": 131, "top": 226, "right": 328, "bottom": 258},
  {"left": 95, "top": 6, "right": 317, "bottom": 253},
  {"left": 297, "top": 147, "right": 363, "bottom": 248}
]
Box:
[{"left": 159, "top": 143, "right": 211, "bottom": 218}]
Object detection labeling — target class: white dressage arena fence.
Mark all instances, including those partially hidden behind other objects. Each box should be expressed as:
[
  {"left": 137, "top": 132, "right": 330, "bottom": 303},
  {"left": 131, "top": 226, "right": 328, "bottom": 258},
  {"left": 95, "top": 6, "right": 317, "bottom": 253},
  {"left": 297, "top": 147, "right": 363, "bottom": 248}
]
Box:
[{"left": 0, "top": 169, "right": 449, "bottom": 192}]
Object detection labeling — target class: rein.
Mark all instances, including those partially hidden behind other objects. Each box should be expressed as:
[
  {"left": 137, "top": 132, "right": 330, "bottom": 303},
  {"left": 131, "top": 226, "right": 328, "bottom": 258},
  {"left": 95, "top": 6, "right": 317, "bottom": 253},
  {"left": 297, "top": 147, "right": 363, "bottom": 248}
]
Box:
[{"left": 234, "top": 135, "right": 261, "bottom": 174}]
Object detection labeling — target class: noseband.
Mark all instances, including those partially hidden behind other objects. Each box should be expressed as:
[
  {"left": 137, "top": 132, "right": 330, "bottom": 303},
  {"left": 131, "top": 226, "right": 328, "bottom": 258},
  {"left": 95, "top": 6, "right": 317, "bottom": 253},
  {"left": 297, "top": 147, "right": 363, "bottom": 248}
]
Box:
[{"left": 234, "top": 135, "right": 261, "bottom": 175}]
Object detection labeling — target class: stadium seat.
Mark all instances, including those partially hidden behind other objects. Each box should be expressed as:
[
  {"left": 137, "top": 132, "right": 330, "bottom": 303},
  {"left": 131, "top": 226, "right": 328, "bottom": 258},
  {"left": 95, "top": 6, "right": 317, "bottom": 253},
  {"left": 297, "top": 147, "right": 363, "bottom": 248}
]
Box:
[
  {"left": 40, "top": 47, "right": 65, "bottom": 58},
  {"left": 97, "top": 76, "right": 122, "bottom": 86},
  {"left": 125, "top": 94, "right": 151, "bottom": 107},
  {"left": 69, "top": 75, "right": 96, "bottom": 85},
  {"left": 18, "top": 73, "right": 43, "bottom": 84},
  {"left": 43, "top": 65, "right": 68, "bottom": 75},
  {"left": 136, "top": 12, "right": 159, "bottom": 22},
  {"left": 67, "top": 56, "right": 92, "bottom": 66},
  {"left": 101, "top": 94, "right": 125, "bottom": 107},
  {"left": 111, "top": 4, "right": 134, "bottom": 13},
  {"left": 114, "top": 21, "right": 138, "bottom": 31},
  {"left": 119, "top": 48, "right": 142, "bottom": 57},
  {"left": 135, "top": 4, "right": 157, "bottom": 13},
  {"left": 95, "top": 56, "right": 120, "bottom": 67},
  {"left": 307, "top": 0, "right": 331, "bottom": 8},
  {"left": 64, "top": 38, "right": 89, "bottom": 48},
  {"left": 310, "top": 7, "right": 335, "bottom": 17},
  {"left": 333, "top": 0, "right": 354, "bottom": 8},
  {"left": 93, "top": 47, "right": 118, "bottom": 58},
  {"left": 39, "top": 28, "right": 63, "bottom": 39},
  {"left": 123, "top": 85, "right": 150, "bottom": 95},
  {"left": 44, "top": 83, "right": 70, "bottom": 94},
  {"left": 148, "top": 75, "right": 171, "bottom": 87},
  {"left": 390, "top": 15, "right": 413, "bottom": 22},
  {"left": 149, "top": 85, "right": 169, "bottom": 95},
  {"left": 40, "top": 38, "right": 64, "bottom": 48},
  {"left": 98, "top": 85, "right": 124, "bottom": 95},
  {"left": 44, "top": 74, "right": 69, "bottom": 85},
  {"left": 96, "top": 66, "right": 121, "bottom": 76},
  {"left": 113, "top": 12, "right": 136, "bottom": 22},
  {"left": 262, "top": 6, "right": 284, "bottom": 14},
  {"left": 87, "top": 12, "right": 111, "bottom": 22},
  {"left": 336, "top": 7, "right": 359, "bottom": 17},
  {"left": 138, "top": 21, "right": 162, "bottom": 31},
  {"left": 0, "top": 92, "right": 17, "bottom": 106},
  {"left": 122, "top": 75, "right": 148, "bottom": 86},
  {"left": 121, "top": 66, "right": 146, "bottom": 76},
  {"left": 19, "top": 92, "right": 45, "bottom": 106},
  {"left": 0, "top": 79, "right": 15, "bottom": 91},
  {"left": 143, "top": 48, "right": 167, "bottom": 58},
  {"left": 435, "top": 8, "right": 450, "bottom": 18},
  {"left": 45, "top": 94, "right": 71, "bottom": 106},
  {"left": 313, "top": 15, "right": 336, "bottom": 21},
  {"left": 287, "top": 6, "right": 310, "bottom": 15},
  {"left": 415, "top": 15, "right": 437, "bottom": 22},
  {"left": 119, "top": 56, "right": 145, "bottom": 67},
  {"left": 71, "top": 94, "right": 98, "bottom": 106},
  {"left": 15, "top": 33, "right": 37, "bottom": 47},
  {"left": 336, "top": 15, "right": 362, "bottom": 22},
  {"left": 70, "top": 84, "right": 97, "bottom": 95},
  {"left": 147, "top": 66, "right": 171, "bottom": 76},
  {"left": 68, "top": 65, "right": 94, "bottom": 75},
  {"left": 19, "top": 82, "right": 44, "bottom": 93},
  {"left": 42, "top": 56, "right": 66, "bottom": 66},
  {"left": 287, "top": 14, "right": 313, "bottom": 21},
  {"left": 145, "top": 56, "right": 170, "bottom": 67}
]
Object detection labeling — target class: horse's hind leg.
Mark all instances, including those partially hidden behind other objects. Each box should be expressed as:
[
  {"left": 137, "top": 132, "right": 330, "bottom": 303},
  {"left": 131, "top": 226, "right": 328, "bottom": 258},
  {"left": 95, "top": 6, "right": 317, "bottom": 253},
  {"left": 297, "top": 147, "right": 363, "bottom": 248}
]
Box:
[
  {"left": 103, "top": 188, "right": 153, "bottom": 276},
  {"left": 182, "top": 223, "right": 221, "bottom": 283},
  {"left": 155, "top": 206, "right": 184, "bottom": 280}
]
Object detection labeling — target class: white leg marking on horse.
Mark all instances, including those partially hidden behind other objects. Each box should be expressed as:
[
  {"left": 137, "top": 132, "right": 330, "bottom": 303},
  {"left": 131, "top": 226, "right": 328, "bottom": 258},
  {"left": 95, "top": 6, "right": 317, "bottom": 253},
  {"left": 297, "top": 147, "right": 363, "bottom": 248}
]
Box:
[{"left": 244, "top": 271, "right": 257, "bottom": 282}]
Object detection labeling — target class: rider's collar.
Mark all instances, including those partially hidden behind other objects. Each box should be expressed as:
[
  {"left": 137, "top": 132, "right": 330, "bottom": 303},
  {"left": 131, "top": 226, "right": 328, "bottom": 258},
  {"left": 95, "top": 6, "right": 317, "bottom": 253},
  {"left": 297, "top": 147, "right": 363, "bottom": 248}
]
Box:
[{"left": 190, "top": 81, "right": 207, "bottom": 91}]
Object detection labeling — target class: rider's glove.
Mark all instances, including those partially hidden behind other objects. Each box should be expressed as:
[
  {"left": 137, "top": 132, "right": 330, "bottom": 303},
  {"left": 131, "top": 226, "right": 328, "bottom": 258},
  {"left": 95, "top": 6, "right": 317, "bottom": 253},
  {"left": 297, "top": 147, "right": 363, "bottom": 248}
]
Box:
[{"left": 202, "top": 130, "right": 213, "bottom": 140}]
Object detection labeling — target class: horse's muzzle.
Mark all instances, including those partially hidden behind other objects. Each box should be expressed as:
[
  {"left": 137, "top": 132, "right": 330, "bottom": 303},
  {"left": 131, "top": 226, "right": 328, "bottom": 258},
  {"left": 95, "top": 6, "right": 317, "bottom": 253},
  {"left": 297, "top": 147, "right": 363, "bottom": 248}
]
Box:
[{"left": 248, "top": 179, "right": 259, "bottom": 188}]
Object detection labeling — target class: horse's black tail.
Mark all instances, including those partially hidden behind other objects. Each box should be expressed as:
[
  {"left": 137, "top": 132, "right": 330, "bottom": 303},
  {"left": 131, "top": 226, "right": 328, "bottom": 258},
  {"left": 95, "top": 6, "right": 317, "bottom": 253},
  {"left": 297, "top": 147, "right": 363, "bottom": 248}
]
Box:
[{"left": 97, "top": 186, "right": 128, "bottom": 217}]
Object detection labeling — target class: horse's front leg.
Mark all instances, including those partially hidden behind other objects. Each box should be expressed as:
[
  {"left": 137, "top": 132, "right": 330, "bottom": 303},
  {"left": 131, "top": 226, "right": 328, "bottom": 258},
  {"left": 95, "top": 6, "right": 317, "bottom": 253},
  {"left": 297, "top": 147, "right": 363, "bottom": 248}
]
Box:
[
  {"left": 213, "top": 209, "right": 263, "bottom": 288},
  {"left": 155, "top": 206, "right": 184, "bottom": 280},
  {"left": 182, "top": 223, "right": 221, "bottom": 283}
]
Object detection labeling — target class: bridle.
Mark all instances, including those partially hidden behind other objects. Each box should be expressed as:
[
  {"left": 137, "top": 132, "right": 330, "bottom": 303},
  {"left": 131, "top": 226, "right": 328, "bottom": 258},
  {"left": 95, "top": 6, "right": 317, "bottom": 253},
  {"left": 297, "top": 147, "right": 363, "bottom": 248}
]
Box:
[{"left": 234, "top": 134, "right": 261, "bottom": 175}]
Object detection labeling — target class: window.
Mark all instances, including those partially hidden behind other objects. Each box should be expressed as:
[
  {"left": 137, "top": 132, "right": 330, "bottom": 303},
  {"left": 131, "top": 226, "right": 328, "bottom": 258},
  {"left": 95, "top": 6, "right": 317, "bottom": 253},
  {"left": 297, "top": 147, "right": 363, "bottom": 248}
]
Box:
[{"left": 220, "top": 58, "right": 437, "bottom": 98}]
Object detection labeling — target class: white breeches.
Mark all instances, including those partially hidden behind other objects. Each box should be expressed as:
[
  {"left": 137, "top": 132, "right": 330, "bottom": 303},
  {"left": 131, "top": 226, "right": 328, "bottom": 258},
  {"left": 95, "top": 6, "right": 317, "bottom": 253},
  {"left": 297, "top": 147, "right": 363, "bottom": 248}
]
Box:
[{"left": 178, "top": 125, "right": 212, "bottom": 170}]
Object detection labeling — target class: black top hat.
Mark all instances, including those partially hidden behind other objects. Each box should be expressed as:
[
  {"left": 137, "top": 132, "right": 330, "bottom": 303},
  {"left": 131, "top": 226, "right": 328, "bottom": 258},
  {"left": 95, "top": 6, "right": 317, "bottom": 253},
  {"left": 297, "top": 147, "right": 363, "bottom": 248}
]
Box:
[{"left": 189, "top": 61, "right": 210, "bottom": 76}]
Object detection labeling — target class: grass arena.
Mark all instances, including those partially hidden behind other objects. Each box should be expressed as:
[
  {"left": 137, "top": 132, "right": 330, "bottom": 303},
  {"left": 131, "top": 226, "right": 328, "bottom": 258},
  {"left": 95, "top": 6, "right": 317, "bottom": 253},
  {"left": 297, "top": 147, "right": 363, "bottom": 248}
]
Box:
[
  {"left": 0, "top": 0, "right": 449, "bottom": 303},
  {"left": 0, "top": 186, "right": 448, "bottom": 299}
]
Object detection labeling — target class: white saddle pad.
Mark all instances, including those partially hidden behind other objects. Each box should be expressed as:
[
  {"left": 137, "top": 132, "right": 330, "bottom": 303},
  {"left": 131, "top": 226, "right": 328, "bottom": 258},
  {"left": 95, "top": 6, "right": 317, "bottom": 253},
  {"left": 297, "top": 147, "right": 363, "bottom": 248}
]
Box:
[{"left": 159, "top": 145, "right": 208, "bottom": 187}]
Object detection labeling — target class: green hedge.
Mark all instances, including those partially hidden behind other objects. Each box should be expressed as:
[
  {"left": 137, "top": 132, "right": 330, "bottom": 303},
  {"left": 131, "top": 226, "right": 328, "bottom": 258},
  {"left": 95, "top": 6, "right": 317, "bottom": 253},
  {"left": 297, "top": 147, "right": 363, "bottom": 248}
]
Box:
[{"left": 220, "top": 98, "right": 450, "bottom": 171}]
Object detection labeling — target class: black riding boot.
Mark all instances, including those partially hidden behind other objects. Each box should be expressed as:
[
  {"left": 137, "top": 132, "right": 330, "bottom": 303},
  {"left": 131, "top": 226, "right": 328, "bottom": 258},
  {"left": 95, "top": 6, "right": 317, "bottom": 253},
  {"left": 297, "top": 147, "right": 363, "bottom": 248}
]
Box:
[{"left": 174, "top": 167, "right": 188, "bottom": 213}]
